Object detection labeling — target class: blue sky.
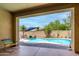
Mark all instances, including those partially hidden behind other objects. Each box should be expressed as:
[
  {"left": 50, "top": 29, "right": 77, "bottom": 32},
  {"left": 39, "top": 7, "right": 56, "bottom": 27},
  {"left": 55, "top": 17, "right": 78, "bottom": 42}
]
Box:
[{"left": 19, "top": 11, "right": 71, "bottom": 28}]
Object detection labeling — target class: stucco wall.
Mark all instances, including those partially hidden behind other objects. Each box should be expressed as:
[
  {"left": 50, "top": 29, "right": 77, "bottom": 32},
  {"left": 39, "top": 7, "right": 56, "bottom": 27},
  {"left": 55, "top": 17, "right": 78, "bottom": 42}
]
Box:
[
  {"left": 19, "top": 30, "right": 71, "bottom": 38},
  {"left": 0, "top": 9, "right": 12, "bottom": 39}
]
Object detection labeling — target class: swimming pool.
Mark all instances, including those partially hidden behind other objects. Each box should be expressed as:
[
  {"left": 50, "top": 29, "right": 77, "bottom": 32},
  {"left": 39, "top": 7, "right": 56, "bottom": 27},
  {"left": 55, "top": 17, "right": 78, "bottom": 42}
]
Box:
[
  {"left": 20, "top": 38, "right": 71, "bottom": 49},
  {"left": 28, "top": 38, "right": 71, "bottom": 46}
]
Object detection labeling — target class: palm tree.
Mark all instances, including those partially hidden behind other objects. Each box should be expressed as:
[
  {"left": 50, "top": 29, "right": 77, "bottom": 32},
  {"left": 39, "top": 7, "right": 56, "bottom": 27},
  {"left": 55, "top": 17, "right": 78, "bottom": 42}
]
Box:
[{"left": 20, "top": 25, "right": 26, "bottom": 38}]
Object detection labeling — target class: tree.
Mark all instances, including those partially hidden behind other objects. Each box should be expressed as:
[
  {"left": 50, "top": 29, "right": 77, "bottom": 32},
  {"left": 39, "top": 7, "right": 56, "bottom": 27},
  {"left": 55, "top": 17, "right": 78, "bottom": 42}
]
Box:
[
  {"left": 52, "top": 20, "right": 61, "bottom": 30},
  {"left": 44, "top": 20, "right": 61, "bottom": 37},
  {"left": 63, "top": 16, "right": 71, "bottom": 30},
  {"left": 44, "top": 25, "right": 52, "bottom": 37},
  {"left": 51, "top": 20, "right": 61, "bottom": 37},
  {"left": 43, "top": 16, "right": 71, "bottom": 38},
  {"left": 44, "top": 19, "right": 71, "bottom": 38},
  {"left": 20, "top": 25, "right": 26, "bottom": 38},
  {"left": 59, "top": 23, "right": 67, "bottom": 30}
]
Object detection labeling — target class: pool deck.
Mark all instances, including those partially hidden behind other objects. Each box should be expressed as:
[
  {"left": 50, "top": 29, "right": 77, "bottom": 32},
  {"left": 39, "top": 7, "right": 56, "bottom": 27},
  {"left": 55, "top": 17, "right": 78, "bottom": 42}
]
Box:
[
  {"left": 1, "top": 38, "right": 76, "bottom": 56},
  {"left": 0, "top": 45, "right": 78, "bottom": 56}
]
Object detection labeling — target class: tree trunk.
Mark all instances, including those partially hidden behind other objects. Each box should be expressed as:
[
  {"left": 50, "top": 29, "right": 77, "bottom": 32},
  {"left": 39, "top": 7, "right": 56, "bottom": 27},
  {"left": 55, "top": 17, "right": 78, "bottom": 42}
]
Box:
[
  {"left": 56, "top": 30, "right": 59, "bottom": 38},
  {"left": 22, "top": 30, "right": 25, "bottom": 38},
  {"left": 45, "top": 32, "right": 51, "bottom": 38}
]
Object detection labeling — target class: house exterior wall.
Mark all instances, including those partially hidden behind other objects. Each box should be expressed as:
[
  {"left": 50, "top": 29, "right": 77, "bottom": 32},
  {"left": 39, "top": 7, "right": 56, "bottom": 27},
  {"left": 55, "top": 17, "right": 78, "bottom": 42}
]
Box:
[{"left": 0, "top": 9, "right": 12, "bottom": 39}]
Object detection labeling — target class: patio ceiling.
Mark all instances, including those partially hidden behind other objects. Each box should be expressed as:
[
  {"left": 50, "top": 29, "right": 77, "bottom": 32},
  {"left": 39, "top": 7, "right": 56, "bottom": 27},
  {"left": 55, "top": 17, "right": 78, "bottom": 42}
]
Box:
[{"left": 0, "top": 3, "right": 46, "bottom": 12}]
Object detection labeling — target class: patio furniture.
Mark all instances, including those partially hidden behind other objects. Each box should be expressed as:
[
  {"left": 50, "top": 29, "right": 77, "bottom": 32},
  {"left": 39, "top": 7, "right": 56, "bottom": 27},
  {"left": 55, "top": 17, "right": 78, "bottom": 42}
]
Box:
[{"left": 0, "top": 39, "right": 16, "bottom": 53}]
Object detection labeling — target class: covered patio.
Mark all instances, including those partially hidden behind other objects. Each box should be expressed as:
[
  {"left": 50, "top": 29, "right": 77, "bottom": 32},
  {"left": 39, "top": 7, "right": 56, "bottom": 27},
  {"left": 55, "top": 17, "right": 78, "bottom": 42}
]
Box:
[
  {"left": 0, "top": 3, "right": 79, "bottom": 56},
  {"left": 0, "top": 45, "right": 78, "bottom": 56}
]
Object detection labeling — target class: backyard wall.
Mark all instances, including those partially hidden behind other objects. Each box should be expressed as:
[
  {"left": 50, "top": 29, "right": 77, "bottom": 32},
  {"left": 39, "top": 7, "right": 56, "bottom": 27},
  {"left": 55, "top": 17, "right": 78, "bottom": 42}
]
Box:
[
  {"left": 19, "top": 30, "right": 71, "bottom": 38},
  {"left": 0, "top": 8, "right": 12, "bottom": 39}
]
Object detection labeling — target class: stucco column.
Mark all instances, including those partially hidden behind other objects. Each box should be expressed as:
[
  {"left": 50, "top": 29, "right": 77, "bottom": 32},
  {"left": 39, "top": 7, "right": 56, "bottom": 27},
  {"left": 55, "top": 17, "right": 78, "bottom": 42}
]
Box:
[{"left": 74, "top": 5, "right": 79, "bottom": 53}]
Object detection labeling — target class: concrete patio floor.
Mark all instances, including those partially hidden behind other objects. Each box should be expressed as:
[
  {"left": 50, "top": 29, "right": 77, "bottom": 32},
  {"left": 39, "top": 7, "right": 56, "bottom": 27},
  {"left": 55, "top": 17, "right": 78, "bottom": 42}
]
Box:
[{"left": 0, "top": 45, "right": 78, "bottom": 56}]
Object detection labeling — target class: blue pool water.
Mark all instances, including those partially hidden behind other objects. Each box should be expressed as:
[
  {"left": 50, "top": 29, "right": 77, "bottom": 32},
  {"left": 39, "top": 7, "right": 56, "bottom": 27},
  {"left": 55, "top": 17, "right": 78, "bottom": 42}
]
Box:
[{"left": 28, "top": 38, "right": 71, "bottom": 45}]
